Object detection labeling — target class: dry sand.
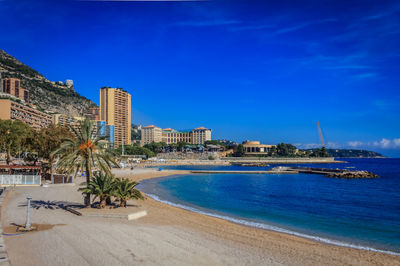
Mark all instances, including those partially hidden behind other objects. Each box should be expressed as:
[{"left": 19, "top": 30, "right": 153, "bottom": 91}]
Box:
[{"left": 2, "top": 168, "right": 400, "bottom": 266}]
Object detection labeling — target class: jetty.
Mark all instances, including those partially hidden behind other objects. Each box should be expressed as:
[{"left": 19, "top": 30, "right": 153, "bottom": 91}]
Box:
[
  {"left": 285, "top": 167, "right": 379, "bottom": 178},
  {"left": 191, "top": 167, "right": 378, "bottom": 178},
  {"left": 191, "top": 169, "right": 298, "bottom": 174},
  {"left": 222, "top": 157, "right": 346, "bottom": 165}
]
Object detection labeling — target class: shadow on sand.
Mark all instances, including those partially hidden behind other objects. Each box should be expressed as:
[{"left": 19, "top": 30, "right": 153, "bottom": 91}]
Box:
[{"left": 18, "top": 200, "right": 84, "bottom": 210}]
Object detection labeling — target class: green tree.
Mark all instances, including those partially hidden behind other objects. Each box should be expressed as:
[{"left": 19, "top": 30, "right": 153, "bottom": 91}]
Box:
[
  {"left": 79, "top": 172, "right": 116, "bottom": 209},
  {"left": 276, "top": 143, "right": 298, "bottom": 157},
  {"left": 53, "top": 119, "right": 119, "bottom": 206},
  {"left": 144, "top": 142, "right": 167, "bottom": 154},
  {"left": 205, "top": 140, "right": 227, "bottom": 150},
  {"left": 177, "top": 141, "right": 189, "bottom": 152},
  {"left": 310, "top": 147, "right": 330, "bottom": 157},
  {"left": 234, "top": 144, "right": 246, "bottom": 157},
  {"left": 0, "top": 120, "right": 32, "bottom": 165},
  {"left": 115, "top": 144, "right": 155, "bottom": 157},
  {"left": 32, "top": 124, "right": 74, "bottom": 179},
  {"left": 269, "top": 146, "right": 277, "bottom": 156},
  {"left": 113, "top": 178, "right": 143, "bottom": 207}
]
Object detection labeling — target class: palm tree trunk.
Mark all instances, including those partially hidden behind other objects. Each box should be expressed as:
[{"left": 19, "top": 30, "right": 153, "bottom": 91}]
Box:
[
  {"left": 49, "top": 158, "right": 54, "bottom": 184},
  {"left": 84, "top": 158, "right": 91, "bottom": 207},
  {"left": 106, "top": 196, "right": 112, "bottom": 205},
  {"left": 99, "top": 197, "right": 106, "bottom": 209}
]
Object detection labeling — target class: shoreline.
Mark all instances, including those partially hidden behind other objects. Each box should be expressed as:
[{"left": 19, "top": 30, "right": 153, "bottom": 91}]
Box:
[
  {"left": 125, "top": 168, "right": 400, "bottom": 258},
  {"left": 1, "top": 168, "right": 399, "bottom": 265}
]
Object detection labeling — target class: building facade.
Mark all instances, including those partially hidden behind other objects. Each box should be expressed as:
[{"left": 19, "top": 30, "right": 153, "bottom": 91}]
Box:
[
  {"left": 100, "top": 87, "right": 131, "bottom": 148},
  {"left": 0, "top": 99, "right": 52, "bottom": 130},
  {"left": 242, "top": 141, "right": 275, "bottom": 155},
  {"left": 53, "top": 114, "right": 115, "bottom": 146},
  {"left": 1, "top": 78, "right": 29, "bottom": 103},
  {"left": 141, "top": 125, "right": 162, "bottom": 145},
  {"left": 53, "top": 114, "right": 85, "bottom": 132},
  {"left": 85, "top": 106, "right": 100, "bottom": 120},
  {"left": 162, "top": 128, "right": 192, "bottom": 144},
  {"left": 192, "top": 127, "right": 212, "bottom": 145},
  {"left": 141, "top": 125, "right": 212, "bottom": 146}
]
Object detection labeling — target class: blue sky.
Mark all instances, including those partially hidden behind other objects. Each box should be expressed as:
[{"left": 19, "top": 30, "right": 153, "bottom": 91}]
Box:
[{"left": 1, "top": 0, "right": 400, "bottom": 156}]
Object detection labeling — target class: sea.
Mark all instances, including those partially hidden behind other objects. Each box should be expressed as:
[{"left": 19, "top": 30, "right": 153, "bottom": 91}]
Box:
[{"left": 137, "top": 158, "right": 400, "bottom": 255}]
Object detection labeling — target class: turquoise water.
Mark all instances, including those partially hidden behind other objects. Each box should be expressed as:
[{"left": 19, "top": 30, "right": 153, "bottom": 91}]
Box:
[{"left": 139, "top": 158, "right": 400, "bottom": 254}]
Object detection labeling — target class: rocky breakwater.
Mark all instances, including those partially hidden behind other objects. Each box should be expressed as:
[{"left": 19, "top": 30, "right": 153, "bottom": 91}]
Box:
[{"left": 325, "top": 171, "right": 379, "bottom": 179}]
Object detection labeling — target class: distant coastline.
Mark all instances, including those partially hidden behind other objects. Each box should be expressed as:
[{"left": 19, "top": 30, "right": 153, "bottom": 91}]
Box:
[{"left": 305, "top": 148, "right": 384, "bottom": 158}]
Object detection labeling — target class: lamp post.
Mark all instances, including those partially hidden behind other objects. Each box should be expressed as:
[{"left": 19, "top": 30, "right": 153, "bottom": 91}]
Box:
[{"left": 26, "top": 196, "right": 32, "bottom": 229}]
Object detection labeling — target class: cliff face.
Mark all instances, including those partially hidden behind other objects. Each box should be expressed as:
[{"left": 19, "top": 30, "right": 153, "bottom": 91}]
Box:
[{"left": 0, "top": 50, "right": 96, "bottom": 116}]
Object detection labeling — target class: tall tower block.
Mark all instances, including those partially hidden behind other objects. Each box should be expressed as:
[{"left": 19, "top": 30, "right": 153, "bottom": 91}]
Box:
[{"left": 100, "top": 87, "right": 131, "bottom": 147}]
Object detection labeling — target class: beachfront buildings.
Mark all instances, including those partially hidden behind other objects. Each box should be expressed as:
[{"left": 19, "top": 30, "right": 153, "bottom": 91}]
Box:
[
  {"left": 100, "top": 87, "right": 131, "bottom": 148},
  {"left": 0, "top": 98, "right": 52, "bottom": 129},
  {"left": 141, "top": 125, "right": 212, "bottom": 146},
  {"left": 242, "top": 141, "right": 275, "bottom": 155}
]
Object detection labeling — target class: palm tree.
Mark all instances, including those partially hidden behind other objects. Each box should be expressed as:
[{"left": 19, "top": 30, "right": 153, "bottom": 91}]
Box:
[
  {"left": 113, "top": 178, "right": 143, "bottom": 207},
  {"left": 52, "top": 119, "right": 119, "bottom": 206},
  {"left": 79, "top": 172, "right": 116, "bottom": 209}
]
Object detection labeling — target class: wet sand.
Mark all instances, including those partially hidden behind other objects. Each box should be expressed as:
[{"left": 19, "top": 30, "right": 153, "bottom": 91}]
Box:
[{"left": 2, "top": 168, "right": 399, "bottom": 265}]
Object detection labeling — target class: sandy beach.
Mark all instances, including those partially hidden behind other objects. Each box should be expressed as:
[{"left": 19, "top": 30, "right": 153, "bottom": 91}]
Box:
[{"left": 2, "top": 168, "right": 400, "bottom": 266}]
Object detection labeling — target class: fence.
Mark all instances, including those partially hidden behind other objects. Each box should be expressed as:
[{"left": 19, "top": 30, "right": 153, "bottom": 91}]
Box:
[
  {"left": 0, "top": 175, "right": 41, "bottom": 186},
  {"left": 52, "top": 174, "right": 73, "bottom": 184}
]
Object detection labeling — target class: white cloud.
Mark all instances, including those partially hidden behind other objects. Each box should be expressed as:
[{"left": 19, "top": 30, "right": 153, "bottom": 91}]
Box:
[
  {"left": 295, "top": 143, "right": 320, "bottom": 149},
  {"left": 348, "top": 141, "right": 363, "bottom": 147},
  {"left": 393, "top": 138, "right": 400, "bottom": 147},
  {"left": 295, "top": 142, "right": 340, "bottom": 149},
  {"left": 347, "top": 138, "right": 400, "bottom": 149},
  {"left": 374, "top": 138, "right": 391, "bottom": 148}
]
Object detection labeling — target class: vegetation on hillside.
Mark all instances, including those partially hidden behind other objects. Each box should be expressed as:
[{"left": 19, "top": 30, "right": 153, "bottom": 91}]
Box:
[
  {"left": 306, "top": 148, "right": 383, "bottom": 158},
  {"left": 131, "top": 124, "right": 141, "bottom": 141},
  {"left": 0, "top": 50, "right": 96, "bottom": 116}
]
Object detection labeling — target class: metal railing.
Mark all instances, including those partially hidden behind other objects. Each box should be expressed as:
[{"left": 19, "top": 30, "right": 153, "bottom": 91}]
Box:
[{"left": 0, "top": 175, "right": 41, "bottom": 186}]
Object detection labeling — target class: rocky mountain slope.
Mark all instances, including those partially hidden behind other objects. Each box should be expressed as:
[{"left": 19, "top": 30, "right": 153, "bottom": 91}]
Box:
[{"left": 0, "top": 50, "right": 96, "bottom": 116}]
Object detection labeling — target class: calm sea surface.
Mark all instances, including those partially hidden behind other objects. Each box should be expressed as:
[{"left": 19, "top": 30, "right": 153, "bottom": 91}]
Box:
[{"left": 138, "top": 158, "right": 400, "bottom": 254}]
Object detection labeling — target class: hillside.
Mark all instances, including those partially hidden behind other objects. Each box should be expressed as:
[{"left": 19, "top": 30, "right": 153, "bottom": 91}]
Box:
[{"left": 0, "top": 50, "right": 96, "bottom": 116}]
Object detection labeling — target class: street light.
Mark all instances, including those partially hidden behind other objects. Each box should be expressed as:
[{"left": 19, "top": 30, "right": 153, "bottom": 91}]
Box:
[{"left": 25, "top": 196, "right": 32, "bottom": 229}]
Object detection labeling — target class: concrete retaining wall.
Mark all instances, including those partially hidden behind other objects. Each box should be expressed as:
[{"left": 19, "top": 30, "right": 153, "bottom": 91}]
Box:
[{"left": 0, "top": 188, "right": 11, "bottom": 265}]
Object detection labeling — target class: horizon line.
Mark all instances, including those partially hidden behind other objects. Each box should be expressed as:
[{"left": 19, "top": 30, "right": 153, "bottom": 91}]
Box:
[{"left": 77, "top": 0, "right": 208, "bottom": 2}]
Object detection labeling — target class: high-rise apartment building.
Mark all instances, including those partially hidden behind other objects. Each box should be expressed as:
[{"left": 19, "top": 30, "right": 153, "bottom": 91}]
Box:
[
  {"left": 100, "top": 87, "right": 131, "bottom": 148},
  {"left": 1, "top": 78, "right": 29, "bottom": 103}
]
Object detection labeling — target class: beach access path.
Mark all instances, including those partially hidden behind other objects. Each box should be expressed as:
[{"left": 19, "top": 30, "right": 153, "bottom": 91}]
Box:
[{"left": 1, "top": 168, "right": 399, "bottom": 266}]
